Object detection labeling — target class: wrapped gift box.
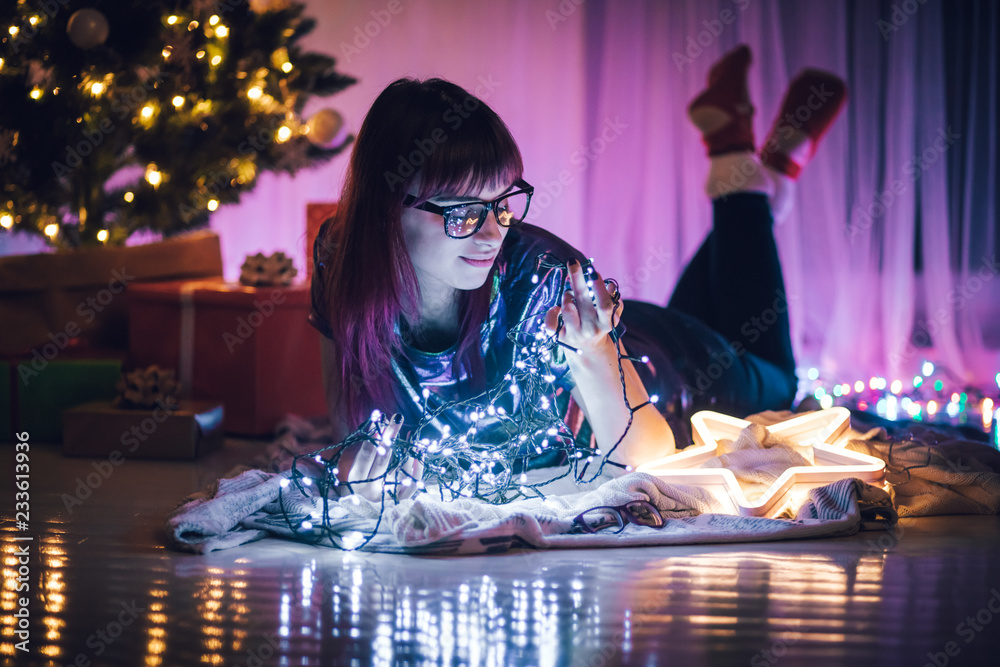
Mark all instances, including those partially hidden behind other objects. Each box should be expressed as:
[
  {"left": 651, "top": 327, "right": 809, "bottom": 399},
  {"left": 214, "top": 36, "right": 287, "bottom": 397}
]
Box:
[
  {"left": 63, "top": 400, "right": 224, "bottom": 459},
  {"left": 8, "top": 353, "right": 124, "bottom": 442},
  {"left": 306, "top": 202, "right": 337, "bottom": 280},
  {"left": 127, "top": 279, "right": 326, "bottom": 436},
  {"left": 0, "top": 230, "right": 223, "bottom": 355}
]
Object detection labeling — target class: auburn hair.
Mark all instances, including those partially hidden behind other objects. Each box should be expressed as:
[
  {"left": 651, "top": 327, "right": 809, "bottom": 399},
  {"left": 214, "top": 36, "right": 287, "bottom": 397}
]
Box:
[{"left": 319, "top": 78, "right": 524, "bottom": 430}]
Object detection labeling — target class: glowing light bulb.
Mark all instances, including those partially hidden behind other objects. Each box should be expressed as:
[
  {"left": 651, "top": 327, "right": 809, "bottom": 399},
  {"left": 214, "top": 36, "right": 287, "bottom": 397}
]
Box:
[
  {"left": 123, "top": 191, "right": 134, "bottom": 203},
  {"left": 276, "top": 126, "right": 292, "bottom": 142},
  {"left": 167, "top": 15, "right": 179, "bottom": 25},
  {"left": 90, "top": 82, "right": 105, "bottom": 95},
  {"left": 172, "top": 95, "right": 184, "bottom": 108},
  {"left": 9, "top": 26, "right": 19, "bottom": 36},
  {"left": 281, "top": 62, "right": 292, "bottom": 73},
  {"left": 140, "top": 105, "right": 154, "bottom": 120},
  {"left": 0, "top": 214, "right": 12, "bottom": 229},
  {"left": 301, "top": 521, "right": 313, "bottom": 530},
  {"left": 922, "top": 361, "right": 934, "bottom": 376},
  {"left": 207, "top": 199, "right": 219, "bottom": 211},
  {"left": 927, "top": 400, "right": 938, "bottom": 416},
  {"left": 890, "top": 380, "right": 902, "bottom": 394},
  {"left": 209, "top": 15, "right": 220, "bottom": 25},
  {"left": 211, "top": 55, "right": 222, "bottom": 66},
  {"left": 279, "top": 478, "right": 290, "bottom": 488},
  {"left": 96, "top": 229, "right": 108, "bottom": 242},
  {"left": 215, "top": 25, "right": 228, "bottom": 38},
  {"left": 44, "top": 223, "right": 58, "bottom": 237},
  {"left": 247, "top": 86, "right": 263, "bottom": 100},
  {"left": 145, "top": 167, "right": 162, "bottom": 187},
  {"left": 807, "top": 367, "right": 819, "bottom": 380},
  {"left": 195, "top": 50, "right": 205, "bottom": 59},
  {"left": 855, "top": 380, "right": 865, "bottom": 393},
  {"left": 650, "top": 394, "right": 659, "bottom": 404},
  {"left": 30, "top": 87, "right": 42, "bottom": 100}
]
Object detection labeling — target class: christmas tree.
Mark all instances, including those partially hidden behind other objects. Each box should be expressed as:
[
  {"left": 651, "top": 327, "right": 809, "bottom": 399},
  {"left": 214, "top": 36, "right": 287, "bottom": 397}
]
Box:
[{"left": 0, "top": 0, "right": 355, "bottom": 248}]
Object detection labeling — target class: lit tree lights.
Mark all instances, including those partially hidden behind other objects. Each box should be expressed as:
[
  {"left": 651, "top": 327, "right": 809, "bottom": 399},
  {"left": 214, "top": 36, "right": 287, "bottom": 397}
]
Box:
[{"left": 0, "top": 1, "right": 354, "bottom": 248}]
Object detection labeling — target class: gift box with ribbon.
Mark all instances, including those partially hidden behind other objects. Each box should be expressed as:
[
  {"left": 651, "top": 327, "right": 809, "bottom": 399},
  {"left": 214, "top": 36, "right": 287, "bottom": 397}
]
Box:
[
  {"left": 126, "top": 277, "right": 326, "bottom": 435},
  {"left": 62, "top": 365, "right": 223, "bottom": 459}
]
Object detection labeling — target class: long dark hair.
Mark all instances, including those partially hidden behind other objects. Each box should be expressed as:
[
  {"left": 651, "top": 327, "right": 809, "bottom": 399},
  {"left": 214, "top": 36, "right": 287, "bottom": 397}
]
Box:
[{"left": 319, "top": 78, "right": 524, "bottom": 430}]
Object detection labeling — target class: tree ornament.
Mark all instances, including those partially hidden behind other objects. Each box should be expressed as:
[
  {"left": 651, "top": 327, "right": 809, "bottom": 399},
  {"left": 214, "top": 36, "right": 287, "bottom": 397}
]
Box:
[
  {"left": 249, "top": 0, "right": 293, "bottom": 13},
  {"left": 306, "top": 108, "right": 345, "bottom": 146},
  {"left": 239, "top": 251, "right": 298, "bottom": 286},
  {"left": 67, "top": 8, "right": 110, "bottom": 49},
  {"left": 115, "top": 365, "right": 181, "bottom": 409}
]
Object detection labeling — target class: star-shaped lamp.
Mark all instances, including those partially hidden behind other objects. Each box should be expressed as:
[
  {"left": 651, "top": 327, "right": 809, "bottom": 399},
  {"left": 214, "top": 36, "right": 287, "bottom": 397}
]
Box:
[{"left": 636, "top": 408, "right": 886, "bottom": 517}]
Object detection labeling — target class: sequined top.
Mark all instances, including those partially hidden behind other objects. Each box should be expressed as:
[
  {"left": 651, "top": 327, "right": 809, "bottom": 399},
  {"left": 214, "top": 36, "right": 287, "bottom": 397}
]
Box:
[{"left": 310, "top": 222, "right": 692, "bottom": 452}]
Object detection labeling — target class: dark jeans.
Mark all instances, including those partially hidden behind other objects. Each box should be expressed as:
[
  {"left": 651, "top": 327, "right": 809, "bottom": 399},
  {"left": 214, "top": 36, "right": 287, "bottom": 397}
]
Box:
[{"left": 621, "top": 193, "right": 797, "bottom": 426}]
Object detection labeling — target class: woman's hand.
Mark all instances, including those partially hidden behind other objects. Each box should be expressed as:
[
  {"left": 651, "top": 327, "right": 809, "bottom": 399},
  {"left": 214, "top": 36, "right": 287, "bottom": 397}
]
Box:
[
  {"left": 334, "top": 414, "right": 425, "bottom": 502},
  {"left": 544, "top": 259, "right": 623, "bottom": 354}
]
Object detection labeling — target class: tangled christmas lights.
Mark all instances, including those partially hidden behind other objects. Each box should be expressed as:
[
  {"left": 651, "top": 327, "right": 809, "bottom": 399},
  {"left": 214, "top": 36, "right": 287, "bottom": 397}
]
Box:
[{"left": 278, "top": 254, "right": 660, "bottom": 549}]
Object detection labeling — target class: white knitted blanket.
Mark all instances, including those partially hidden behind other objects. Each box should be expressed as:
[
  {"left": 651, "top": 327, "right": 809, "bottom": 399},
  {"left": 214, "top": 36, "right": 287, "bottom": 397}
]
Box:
[{"left": 165, "top": 412, "right": 931, "bottom": 555}]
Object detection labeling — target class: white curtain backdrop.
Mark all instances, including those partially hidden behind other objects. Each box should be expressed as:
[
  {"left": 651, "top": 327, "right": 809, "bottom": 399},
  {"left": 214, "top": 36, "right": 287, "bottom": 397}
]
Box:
[{"left": 3, "top": 0, "right": 997, "bottom": 388}]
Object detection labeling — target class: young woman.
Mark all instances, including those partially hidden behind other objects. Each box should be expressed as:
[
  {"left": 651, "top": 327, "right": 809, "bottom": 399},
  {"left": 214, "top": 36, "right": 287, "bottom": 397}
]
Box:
[{"left": 310, "top": 45, "right": 847, "bottom": 500}]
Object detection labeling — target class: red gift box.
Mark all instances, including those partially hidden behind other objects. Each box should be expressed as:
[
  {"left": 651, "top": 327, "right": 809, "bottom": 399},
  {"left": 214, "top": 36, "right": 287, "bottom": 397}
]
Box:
[
  {"left": 127, "top": 279, "right": 326, "bottom": 436},
  {"left": 306, "top": 202, "right": 337, "bottom": 280}
]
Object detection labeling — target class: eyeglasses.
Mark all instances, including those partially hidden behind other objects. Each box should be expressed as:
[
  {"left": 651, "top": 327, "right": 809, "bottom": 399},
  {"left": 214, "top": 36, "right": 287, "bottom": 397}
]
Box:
[
  {"left": 402, "top": 179, "right": 534, "bottom": 239},
  {"left": 571, "top": 500, "right": 664, "bottom": 534}
]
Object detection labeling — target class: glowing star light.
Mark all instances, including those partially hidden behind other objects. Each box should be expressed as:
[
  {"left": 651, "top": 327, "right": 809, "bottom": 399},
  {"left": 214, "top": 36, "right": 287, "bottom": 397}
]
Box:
[{"left": 637, "top": 408, "right": 885, "bottom": 517}]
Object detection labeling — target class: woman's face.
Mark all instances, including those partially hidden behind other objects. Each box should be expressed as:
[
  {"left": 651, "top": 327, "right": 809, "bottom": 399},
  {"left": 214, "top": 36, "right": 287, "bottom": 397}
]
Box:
[{"left": 401, "top": 182, "right": 511, "bottom": 295}]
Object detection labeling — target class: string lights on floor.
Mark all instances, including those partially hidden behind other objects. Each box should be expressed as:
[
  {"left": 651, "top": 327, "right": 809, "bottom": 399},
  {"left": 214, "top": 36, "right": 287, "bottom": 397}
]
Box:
[{"left": 277, "top": 255, "right": 659, "bottom": 550}]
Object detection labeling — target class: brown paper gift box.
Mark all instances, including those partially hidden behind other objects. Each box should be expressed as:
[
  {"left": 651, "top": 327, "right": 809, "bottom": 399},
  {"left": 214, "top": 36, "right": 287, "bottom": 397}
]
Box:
[
  {"left": 62, "top": 400, "right": 224, "bottom": 459},
  {"left": 0, "top": 231, "right": 223, "bottom": 355},
  {"left": 127, "top": 279, "right": 326, "bottom": 436}
]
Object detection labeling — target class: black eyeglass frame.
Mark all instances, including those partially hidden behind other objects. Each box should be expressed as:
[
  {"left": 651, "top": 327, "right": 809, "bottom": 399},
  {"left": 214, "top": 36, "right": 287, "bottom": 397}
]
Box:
[
  {"left": 571, "top": 500, "right": 664, "bottom": 535},
  {"left": 401, "top": 178, "right": 535, "bottom": 239}
]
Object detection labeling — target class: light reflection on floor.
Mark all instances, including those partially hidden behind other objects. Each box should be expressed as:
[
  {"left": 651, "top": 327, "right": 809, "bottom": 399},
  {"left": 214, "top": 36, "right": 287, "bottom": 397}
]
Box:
[{"left": 2, "top": 443, "right": 999, "bottom": 666}]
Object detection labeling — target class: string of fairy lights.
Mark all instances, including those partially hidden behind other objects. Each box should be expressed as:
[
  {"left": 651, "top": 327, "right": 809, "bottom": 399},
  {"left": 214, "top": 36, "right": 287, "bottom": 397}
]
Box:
[
  {"left": 1, "top": 4, "right": 350, "bottom": 247},
  {"left": 799, "top": 361, "right": 1000, "bottom": 439},
  {"left": 272, "top": 254, "right": 1000, "bottom": 550},
  {"left": 277, "top": 256, "right": 661, "bottom": 550}
]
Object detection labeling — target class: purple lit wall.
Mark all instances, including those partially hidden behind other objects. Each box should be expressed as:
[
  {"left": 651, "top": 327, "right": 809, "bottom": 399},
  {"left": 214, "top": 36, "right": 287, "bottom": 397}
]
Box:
[{"left": 5, "top": 0, "right": 997, "bottom": 388}]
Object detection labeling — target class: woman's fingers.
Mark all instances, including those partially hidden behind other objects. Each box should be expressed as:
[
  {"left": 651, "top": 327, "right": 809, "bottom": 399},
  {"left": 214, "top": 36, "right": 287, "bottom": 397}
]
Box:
[{"left": 397, "top": 457, "right": 425, "bottom": 501}]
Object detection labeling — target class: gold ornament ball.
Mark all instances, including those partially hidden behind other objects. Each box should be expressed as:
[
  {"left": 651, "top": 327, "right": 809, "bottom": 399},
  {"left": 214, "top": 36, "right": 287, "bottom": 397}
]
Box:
[
  {"left": 307, "top": 109, "right": 344, "bottom": 146},
  {"left": 67, "top": 9, "right": 110, "bottom": 49}
]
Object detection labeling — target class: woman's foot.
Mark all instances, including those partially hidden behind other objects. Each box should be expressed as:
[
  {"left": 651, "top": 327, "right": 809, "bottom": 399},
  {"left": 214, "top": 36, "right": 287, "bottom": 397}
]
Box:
[
  {"left": 759, "top": 69, "right": 848, "bottom": 179},
  {"left": 688, "top": 44, "right": 755, "bottom": 156}
]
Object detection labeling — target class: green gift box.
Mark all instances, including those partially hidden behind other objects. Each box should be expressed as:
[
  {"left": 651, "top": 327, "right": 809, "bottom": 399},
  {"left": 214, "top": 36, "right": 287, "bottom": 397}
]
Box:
[
  {"left": 62, "top": 400, "right": 224, "bottom": 460},
  {"left": 16, "top": 357, "right": 123, "bottom": 442}
]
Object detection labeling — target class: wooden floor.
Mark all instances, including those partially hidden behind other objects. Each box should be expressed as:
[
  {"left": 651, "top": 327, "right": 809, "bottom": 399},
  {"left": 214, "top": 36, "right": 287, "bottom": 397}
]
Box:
[{"left": 3, "top": 439, "right": 1000, "bottom": 667}]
